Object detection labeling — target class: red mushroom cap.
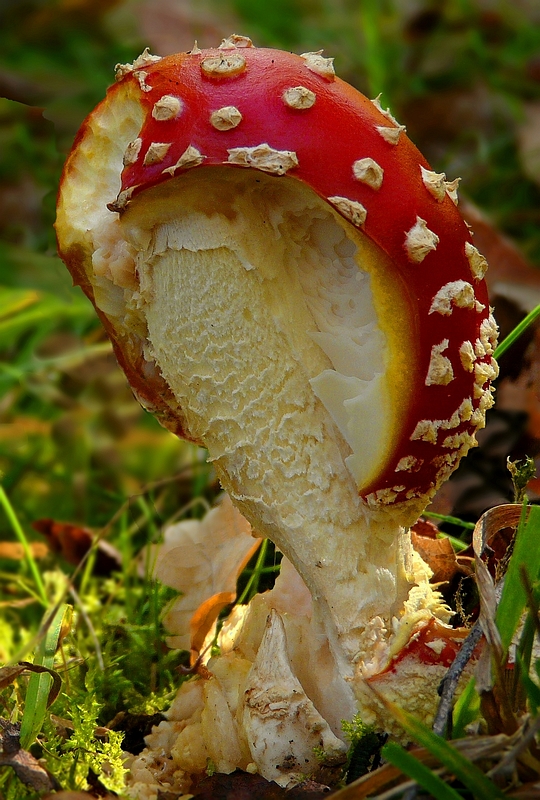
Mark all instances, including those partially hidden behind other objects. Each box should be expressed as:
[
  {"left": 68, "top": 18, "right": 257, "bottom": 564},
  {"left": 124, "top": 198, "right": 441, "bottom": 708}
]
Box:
[{"left": 57, "top": 37, "right": 497, "bottom": 510}]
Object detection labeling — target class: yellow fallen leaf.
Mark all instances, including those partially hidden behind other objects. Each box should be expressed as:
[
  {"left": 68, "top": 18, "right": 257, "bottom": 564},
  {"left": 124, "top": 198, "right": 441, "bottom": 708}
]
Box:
[{"left": 0, "top": 542, "right": 49, "bottom": 560}]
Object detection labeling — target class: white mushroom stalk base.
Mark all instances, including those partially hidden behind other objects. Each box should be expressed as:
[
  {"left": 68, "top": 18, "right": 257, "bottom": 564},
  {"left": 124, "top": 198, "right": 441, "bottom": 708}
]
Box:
[
  {"left": 128, "top": 556, "right": 459, "bottom": 797},
  {"left": 114, "top": 170, "right": 458, "bottom": 794}
]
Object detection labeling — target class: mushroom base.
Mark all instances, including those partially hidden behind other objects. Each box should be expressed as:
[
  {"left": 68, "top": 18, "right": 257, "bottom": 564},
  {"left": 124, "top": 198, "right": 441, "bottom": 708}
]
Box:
[{"left": 126, "top": 557, "right": 465, "bottom": 798}]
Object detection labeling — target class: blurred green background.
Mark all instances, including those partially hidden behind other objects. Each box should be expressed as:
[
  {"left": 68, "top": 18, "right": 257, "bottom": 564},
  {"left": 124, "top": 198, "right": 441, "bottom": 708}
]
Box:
[{"left": 1, "top": 0, "right": 540, "bottom": 536}]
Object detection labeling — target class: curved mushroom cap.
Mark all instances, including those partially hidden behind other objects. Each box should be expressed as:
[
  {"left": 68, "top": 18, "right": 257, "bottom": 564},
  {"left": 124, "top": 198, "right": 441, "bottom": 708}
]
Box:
[{"left": 56, "top": 37, "right": 497, "bottom": 511}]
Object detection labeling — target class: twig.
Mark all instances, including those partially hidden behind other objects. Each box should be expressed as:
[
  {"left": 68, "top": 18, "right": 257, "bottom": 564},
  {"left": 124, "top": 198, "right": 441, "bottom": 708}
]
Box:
[{"left": 432, "top": 621, "right": 484, "bottom": 737}]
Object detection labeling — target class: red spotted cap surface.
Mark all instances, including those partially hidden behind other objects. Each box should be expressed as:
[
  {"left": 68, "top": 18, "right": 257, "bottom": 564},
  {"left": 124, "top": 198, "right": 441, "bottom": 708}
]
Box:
[{"left": 56, "top": 36, "right": 497, "bottom": 512}]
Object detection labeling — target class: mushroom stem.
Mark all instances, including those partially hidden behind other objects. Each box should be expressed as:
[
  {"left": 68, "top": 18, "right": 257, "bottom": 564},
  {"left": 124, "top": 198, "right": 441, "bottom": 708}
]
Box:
[{"left": 122, "top": 168, "right": 439, "bottom": 666}]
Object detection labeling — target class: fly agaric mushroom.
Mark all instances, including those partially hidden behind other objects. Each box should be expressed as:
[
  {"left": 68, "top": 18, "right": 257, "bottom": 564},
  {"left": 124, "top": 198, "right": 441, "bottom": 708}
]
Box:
[{"left": 56, "top": 36, "right": 497, "bottom": 784}]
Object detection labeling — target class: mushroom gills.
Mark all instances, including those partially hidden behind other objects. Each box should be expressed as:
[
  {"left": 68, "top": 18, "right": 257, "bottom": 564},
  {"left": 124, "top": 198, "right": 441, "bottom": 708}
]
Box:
[{"left": 121, "top": 169, "right": 400, "bottom": 497}]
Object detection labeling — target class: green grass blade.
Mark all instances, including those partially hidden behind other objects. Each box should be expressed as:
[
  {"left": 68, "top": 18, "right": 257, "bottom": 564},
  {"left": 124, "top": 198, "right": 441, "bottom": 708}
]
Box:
[
  {"left": 494, "top": 303, "right": 540, "bottom": 359},
  {"left": 423, "top": 511, "right": 475, "bottom": 531},
  {"left": 0, "top": 298, "right": 86, "bottom": 348},
  {"left": 0, "top": 287, "right": 40, "bottom": 320},
  {"left": 237, "top": 538, "right": 268, "bottom": 604},
  {"left": 438, "top": 532, "right": 470, "bottom": 551},
  {"left": 496, "top": 504, "right": 540, "bottom": 653},
  {"left": 0, "top": 483, "right": 47, "bottom": 606},
  {"left": 452, "top": 677, "right": 481, "bottom": 739},
  {"left": 357, "top": 0, "right": 387, "bottom": 98},
  {"left": 382, "top": 741, "right": 463, "bottom": 800},
  {"left": 20, "top": 604, "right": 72, "bottom": 749},
  {"left": 385, "top": 702, "right": 506, "bottom": 800},
  {"left": 517, "top": 654, "right": 540, "bottom": 715}
]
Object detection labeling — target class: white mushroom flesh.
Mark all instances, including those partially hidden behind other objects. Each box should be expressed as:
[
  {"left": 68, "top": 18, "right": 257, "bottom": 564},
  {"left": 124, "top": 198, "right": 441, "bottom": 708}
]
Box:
[
  {"left": 55, "top": 84, "right": 423, "bottom": 660},
  {"left": 110, "top": 167, "right": 416, "bottom": 660}
]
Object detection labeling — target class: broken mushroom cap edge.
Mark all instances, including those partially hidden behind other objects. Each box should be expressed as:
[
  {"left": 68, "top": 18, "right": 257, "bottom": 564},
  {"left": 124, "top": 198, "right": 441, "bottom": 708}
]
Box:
[{"left": 55, "top": 37, "right": 498, "bottom": 518}]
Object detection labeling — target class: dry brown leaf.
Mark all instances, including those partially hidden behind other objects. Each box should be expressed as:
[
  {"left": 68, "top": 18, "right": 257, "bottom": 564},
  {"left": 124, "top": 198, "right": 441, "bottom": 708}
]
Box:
[
  {"left": 411, "top": 526, "right": 462, "bottom": 585},
  {"left": 411, "top": 518, "right": 472, "bottom": 586},
  {"left": 410, "top": 517, "right": 439, "bottom": 539},
  {"left": 471, "top": 505, "right": 522, "bottom": 560},
  {"left": 0, "top": 663, "right": 61, "bottom": 708},
  {"left": 473, "top": 504, "right": 522, "bottom": 660},
  {"left": 32, "top": 518, "right": 121, "bottom": 576},
  {"left": 458, "top": 524, "right": 516, "bottom": 577},
  {"left": 0, "top": 664, "right": 28, "bottom": 690},
  {"left": 152, "top": 495, "right": 261, "bottom": 654},
  {"left": 0, "top": 719, "right": 55, "bottom": 793},
  {"left": 17, "top": 662, "right": 63, "bottom": 708},
  {"left": 472, "top": 505, "right": 523, "bottom": 734}
]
